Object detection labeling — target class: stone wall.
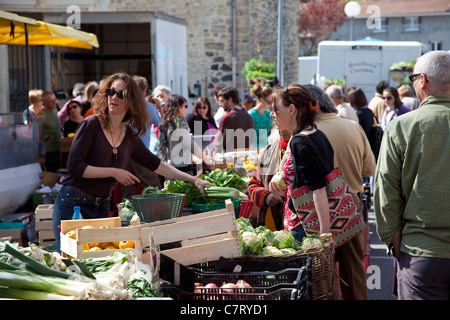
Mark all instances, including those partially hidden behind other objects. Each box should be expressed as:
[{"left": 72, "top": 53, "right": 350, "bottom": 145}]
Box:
[{"left": 109, "top": 0, "right": 299, "bottom": 103}]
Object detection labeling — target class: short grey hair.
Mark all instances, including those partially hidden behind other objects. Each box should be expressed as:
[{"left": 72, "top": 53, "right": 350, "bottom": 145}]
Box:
[
  {"left": 72, "top": 83, "right": 85, "bottom": 97},
  {"left": 152, "top": 85, "right": 172, "bottom": 97},
  {"left": 325, "top": 84, "right": 344, "bottom": 99},
  {"left": 303, "top": 84, "right": 338, "bottom": 114},
  {"left": 414, "top": 50, "right": 450, "bottom": 89}
]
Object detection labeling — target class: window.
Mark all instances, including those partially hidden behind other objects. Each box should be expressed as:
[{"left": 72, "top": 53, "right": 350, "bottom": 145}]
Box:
[
  {"left": 372, "top": 18, "right": 388, "bottom": 33},
  {"left": 430, "top": 41, "right": 442, "bottom": 51},
  {"left": 403, "top": 17, "right": 420, "bottom": 32}
]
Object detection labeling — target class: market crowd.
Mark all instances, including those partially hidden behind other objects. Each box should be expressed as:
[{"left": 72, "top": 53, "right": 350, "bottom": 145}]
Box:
[{"left": 26, "top": 50, "right": 450, "bottom": 301}]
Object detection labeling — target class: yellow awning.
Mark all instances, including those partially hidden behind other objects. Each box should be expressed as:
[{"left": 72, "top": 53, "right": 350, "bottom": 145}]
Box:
[{"left": 0, "top": 11, "right": 99, "bottom": 50}]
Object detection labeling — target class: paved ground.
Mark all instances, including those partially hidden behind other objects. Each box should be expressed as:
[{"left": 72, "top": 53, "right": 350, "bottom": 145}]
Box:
[{"left": 367, "top": 206, "right": 397, "bottom": 300}]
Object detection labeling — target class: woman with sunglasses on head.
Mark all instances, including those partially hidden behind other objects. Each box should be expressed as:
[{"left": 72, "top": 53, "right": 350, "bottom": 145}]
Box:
[
  {"left": 379, "top": 86, "right": 411, "bottom": 131},
  {"left": 63, "top": 100, "right": 84, "bottom": 137},
  {"left": 186, "top": 97, "right": 218, "bottom": 150},
  {"left": 52, "top": 73, "right": 212, "bottom": 253},
  {"left": 268, "top": 84, "right": 334, "bottom": 243},
  {"left": 158, "top": 94, "right": 210, "bottom": 175}
]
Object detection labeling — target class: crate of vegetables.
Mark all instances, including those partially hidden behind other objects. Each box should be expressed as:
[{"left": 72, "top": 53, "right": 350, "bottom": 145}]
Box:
[
  {"left": 160, "top": 257, "right": 312, "bottom": 300},
  {"left": 60, "top": 216, "right": 144, "bottom": 262},
  {"left": 235, "top": 217, "right": 336, "bottom": 300}
]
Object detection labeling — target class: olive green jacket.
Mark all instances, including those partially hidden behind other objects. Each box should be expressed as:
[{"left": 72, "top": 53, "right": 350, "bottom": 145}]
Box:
[{"left": 374, "top": 95, "right": 450, "bottom": 259}]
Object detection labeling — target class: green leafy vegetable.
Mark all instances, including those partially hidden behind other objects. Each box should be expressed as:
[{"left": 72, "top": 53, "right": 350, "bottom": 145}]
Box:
[
  {"left": 142, "top": 186, "right": 160, "bottom": 194},
  {"left": 201, "top": 169, "right": 248, "bottom": 191}
]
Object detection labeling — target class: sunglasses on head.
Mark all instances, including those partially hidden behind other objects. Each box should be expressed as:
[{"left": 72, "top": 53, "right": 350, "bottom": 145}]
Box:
[{"left": 106, "top": 88, "right": 124, "bottom": 99}]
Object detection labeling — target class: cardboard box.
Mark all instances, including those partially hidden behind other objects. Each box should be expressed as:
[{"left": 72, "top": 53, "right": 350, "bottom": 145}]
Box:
[{"left": 0, "top": 228, "right": 24, "bottom": 246}]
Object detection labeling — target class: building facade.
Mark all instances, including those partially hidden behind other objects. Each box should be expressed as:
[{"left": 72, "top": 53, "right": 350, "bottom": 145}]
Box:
[
  {"left": 331, "top": 0, "right": 450, "bottom": 52},
  {"left": 1, "top": 0, "right": 300, "bottom": 112}
]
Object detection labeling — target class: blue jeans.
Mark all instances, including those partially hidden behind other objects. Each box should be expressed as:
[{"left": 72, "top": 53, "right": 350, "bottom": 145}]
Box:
[
  {"left": 291, "top": 224, "right": 307, "bottom": 243},
  {"left": 52, "top": 186, "right": 110, "bottom": 253}
]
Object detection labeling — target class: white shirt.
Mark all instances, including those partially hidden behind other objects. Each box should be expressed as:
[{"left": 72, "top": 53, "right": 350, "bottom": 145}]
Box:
[{"left": 214, "top": 106, "right": 225, "bottom": 128}]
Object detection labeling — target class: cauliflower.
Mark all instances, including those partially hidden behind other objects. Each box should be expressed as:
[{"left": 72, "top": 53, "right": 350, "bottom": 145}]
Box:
[
  {"left": 257, "top": 229, "right": 276, "bottom": 247},
  {"left": 273, "top": 230, "right": 300, "bottom": 250},
  {"left": 263, "top": 246, "right": 282, "bottom": 255},
  {"left": 236, "top": 217, "right": 254, "bottom": 233},
  {"left": 119, "top": 207, "right": 136, "bottom": 222},
  {"left": 301, "top": 236, "right": 324, "bottom": 250},
  {"left": 239, "top": 231, "right": 263, "bottom": 255}
]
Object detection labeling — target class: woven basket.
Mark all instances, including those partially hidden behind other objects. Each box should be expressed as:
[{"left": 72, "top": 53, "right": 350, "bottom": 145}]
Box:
[
  {"left": 237, "top": 241, "right": 336, "bottom": 300},
  {"left": 131, "top": 193, "right": 186, "bottom": 223},
  {"left": 191, "top": 198, "right": 241, "bottom": 218}
]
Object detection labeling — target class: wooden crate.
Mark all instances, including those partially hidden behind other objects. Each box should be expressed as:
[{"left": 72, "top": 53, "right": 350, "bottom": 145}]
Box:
[
  {"left": 60, "top": 199, "right": 242, "bottom": 267},
  {"left": 60, "top": 216, "right": 144, "bottom": 262},
  {"left": 140, "top": 199, "right": 242, "bottom": 266},
  {"left": 35, "top": 205, "right": 56, "bottom": 247}
]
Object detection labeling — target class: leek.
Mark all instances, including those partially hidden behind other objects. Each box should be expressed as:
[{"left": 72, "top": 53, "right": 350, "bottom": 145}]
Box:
[
  {"left": 0, "top": 287, "right": 76, "bottom": 300},
  {"left": 0, "top": 269, "right": 130, "bottom": 300},
  {"left": 204, "top": 186, "right": 240, "bottom": 200}
]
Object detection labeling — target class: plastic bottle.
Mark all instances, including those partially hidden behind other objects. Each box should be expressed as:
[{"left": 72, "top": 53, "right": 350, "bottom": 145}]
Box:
[{"left": 72, "top": 206, "right": 82, "bottom": 220}]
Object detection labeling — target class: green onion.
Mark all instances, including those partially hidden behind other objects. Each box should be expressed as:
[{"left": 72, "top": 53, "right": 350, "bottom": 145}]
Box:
[
  {"left": 3, "top": 243, "right": 71, "bottom": 279},
  {"left": 204, "top": 186, "right": 240, "bottom": 200},
  {"left": 0, "top": 287, "right": 75, "bottom": 300}
]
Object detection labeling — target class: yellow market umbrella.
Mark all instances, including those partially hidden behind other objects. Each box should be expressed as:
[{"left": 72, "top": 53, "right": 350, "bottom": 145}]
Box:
[
  {"left": 0, "top": 10, "right": 99, "bottom": 107},
  {"left": 0, "top": 11, "right": 99, "bottom": 49}
]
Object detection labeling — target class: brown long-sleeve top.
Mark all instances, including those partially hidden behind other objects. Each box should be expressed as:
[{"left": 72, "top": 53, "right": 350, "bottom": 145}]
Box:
[{"left": 63, "top": 115, "right": 161, "bottom": 198}]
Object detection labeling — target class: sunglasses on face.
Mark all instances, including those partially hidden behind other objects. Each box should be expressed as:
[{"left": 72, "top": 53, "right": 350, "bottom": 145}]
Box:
[
  {"left": 198, "top": 106, "right": 208, "bottom": 110},
  {"left": 67, "top": 105, "right": 79, "bottom": 111},
  {"left": 106, "top": 88, "right": 124, "bottom": 99},
  {"left": 408, "top": 73, "right": 429, "bottom": 83},
  {"left": 383, "top": 96, "right": 393, "bottom": 101}
]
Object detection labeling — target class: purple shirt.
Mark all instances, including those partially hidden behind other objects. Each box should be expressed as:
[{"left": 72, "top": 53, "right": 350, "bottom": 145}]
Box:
[{"left": 63, "top": 115, "right": 161, "bottom": 198}]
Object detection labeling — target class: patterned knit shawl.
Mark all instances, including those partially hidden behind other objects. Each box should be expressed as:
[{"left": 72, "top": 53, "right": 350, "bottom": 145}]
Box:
[{"left": 290, "top": 167, "right": 366, "bottom": 247}]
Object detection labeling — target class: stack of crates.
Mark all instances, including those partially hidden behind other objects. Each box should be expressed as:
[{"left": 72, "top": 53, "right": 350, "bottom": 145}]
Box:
[{"left": 35, "top": 205, "right": 55, "bottom": 249}]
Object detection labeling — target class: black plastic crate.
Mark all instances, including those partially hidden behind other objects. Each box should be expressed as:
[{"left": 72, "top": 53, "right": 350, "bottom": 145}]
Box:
[
  {"left": 160, "top": 257, "right": 312, "bottom": 300},
  {"left": 161, "top": 285, "right": 302, "bottom": 300}
]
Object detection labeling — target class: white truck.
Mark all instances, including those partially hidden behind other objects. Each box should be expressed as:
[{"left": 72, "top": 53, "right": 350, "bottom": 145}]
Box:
[{"left": 299, "top": 40, "right": 423, "bottom": 99}]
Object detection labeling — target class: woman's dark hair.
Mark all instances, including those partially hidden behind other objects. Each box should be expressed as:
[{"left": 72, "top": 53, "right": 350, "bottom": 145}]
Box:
[
  {"left": 161, "top": 94, "right": 187, "bottom": 129},
  {"left": 383, "top": 87, "right": 402, "bottom": 111},
  {"left": 67, "top": 100, "right": 82, "bottom": 114},
  {"left": 272, "top": 84, "right": 318, "bottom": 135},
  {"left": 92, "top": 72, "right": 150, "bottom": 137},
  {"left": 252, "top": 83, "right": 273, "bottom": 101},
  {"left": 193, "top": 97, "right": 213, "bottom": 119},
  {"left": 346, "top": 87, "right": 368, "bottom": 110}
]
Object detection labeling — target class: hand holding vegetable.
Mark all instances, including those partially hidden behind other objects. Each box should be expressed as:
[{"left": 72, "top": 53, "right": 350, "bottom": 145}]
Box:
[
  {"left": 194, "top": 177, "right": 214, "bottom": 196},
  {"left": 268, "top": 181, "right": 285, "bottom": 198},
  {"left": 264, "top": 193, "right": 284, "bottom": 207}
]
